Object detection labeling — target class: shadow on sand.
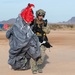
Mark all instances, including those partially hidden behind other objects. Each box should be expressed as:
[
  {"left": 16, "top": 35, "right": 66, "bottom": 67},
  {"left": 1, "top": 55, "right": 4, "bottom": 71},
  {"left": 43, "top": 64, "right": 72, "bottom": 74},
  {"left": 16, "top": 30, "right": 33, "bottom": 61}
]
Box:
[{"left": 41, "top": 54, "right": 50, "bottom": 69}]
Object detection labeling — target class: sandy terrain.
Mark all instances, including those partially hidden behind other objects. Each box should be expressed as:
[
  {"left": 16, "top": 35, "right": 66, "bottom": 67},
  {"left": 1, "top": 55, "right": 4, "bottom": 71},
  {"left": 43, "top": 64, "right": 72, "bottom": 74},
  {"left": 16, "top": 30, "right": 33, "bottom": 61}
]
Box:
[{"left": 0, "top": 30, "right": 75, "bottom": 75}]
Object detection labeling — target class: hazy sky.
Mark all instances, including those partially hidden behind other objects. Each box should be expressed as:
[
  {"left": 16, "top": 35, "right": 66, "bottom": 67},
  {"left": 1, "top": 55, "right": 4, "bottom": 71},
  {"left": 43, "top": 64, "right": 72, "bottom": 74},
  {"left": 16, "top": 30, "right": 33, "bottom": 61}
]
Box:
[{"left": 0, "top": 0, "right": 75, "bottom": 23}]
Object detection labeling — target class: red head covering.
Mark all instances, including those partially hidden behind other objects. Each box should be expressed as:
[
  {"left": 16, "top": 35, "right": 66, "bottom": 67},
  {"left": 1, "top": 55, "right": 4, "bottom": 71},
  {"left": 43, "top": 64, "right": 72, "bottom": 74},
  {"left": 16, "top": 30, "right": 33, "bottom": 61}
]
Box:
[
  {"left": 20, "top": 3, "right": 34, "bottom": 24},
  {"left": 28, "top": 3, "right": 35, "bottom": 7}
]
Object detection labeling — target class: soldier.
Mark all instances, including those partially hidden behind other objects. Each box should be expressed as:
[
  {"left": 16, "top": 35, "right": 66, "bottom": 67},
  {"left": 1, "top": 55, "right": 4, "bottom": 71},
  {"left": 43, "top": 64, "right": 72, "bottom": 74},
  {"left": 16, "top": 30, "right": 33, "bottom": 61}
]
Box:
[{"left": 30, "top": 9, "right": 52, "bottom": 74}]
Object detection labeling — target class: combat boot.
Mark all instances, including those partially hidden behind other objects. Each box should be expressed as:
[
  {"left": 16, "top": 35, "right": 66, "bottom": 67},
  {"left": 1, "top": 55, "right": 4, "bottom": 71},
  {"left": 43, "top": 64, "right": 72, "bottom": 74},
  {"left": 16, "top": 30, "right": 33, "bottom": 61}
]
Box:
[
  {"left": 38, "top": 68, "right": 42, "bottom": 73},
  {"left": 37, "top": 65, "right": 43, "bottom": 73},
  {"left": 32, "top": 70, "right": 37, "bottom": 74}
]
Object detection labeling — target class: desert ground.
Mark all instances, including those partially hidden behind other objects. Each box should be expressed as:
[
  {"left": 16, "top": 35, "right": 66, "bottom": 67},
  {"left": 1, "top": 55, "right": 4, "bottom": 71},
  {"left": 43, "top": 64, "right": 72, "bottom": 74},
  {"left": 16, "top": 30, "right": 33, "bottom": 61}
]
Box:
[{"left": 0, "top": 30, "right": 75, "bottom": 75}]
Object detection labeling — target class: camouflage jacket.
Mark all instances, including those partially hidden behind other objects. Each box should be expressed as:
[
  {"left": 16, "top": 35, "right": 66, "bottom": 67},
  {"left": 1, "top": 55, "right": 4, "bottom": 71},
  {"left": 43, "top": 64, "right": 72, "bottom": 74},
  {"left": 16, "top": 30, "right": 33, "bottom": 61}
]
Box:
[
  {"left": 30, "top": 18, "right": 50, "bottom": 34},
  {"left": 30, "top": 18, "right": 51, "bottom": 48}
]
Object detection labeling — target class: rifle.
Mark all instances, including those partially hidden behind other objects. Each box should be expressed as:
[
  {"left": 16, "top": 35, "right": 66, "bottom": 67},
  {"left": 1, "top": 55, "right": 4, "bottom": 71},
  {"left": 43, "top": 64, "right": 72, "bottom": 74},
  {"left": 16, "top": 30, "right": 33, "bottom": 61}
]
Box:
[{"left": 31, "top": 19, "right": 52, "bottom": 48}]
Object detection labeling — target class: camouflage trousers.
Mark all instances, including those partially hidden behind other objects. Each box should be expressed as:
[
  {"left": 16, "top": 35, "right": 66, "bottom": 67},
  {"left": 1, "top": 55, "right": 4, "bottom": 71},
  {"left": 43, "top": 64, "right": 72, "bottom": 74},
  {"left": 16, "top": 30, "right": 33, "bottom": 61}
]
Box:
[{"left": 30, "top": 45, "right": 46, "bottom": 71}]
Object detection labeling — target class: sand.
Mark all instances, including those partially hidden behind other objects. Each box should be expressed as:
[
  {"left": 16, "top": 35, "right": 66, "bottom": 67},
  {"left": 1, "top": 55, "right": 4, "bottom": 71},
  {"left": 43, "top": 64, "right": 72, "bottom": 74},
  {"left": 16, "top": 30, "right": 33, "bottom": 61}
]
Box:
[{"left": 0, "top": 30, "right": 75, "bottom": 75}]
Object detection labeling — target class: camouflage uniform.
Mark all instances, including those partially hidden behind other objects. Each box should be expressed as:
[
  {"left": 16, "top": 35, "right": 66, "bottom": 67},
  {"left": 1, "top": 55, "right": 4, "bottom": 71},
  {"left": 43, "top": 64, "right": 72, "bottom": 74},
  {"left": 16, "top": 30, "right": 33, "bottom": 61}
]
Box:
[{"left": 30, "top": 9, "right": 50, "bottom": 74}]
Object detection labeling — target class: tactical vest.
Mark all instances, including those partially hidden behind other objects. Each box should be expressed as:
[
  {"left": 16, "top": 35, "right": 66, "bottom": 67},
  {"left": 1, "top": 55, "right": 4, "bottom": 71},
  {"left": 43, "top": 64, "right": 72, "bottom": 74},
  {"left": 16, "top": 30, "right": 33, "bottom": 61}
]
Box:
[
  {"left": 31, "top": 18, "right": 51, "bottom": 48},
  {"left": 33, "top": 18, "right": 46, "bottom": 36}
]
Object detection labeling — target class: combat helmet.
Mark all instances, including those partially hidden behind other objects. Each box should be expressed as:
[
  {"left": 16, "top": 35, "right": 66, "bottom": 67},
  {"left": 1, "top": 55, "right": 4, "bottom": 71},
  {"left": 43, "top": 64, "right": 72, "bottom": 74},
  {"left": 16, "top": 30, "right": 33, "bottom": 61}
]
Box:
[{"left": 36, "top": 9, "right": 46, "bottom": 17}]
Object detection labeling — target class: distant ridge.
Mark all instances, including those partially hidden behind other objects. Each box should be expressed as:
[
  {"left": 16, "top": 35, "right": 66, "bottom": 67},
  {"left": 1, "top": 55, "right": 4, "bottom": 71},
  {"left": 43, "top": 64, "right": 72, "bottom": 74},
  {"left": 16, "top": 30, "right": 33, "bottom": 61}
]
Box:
[
  {"left": 0, "top": 18, "right": 16, "bottom": 24},
  {"left": 0, "top": 17, "right": 75, "bottom": 24},
  {"left": 58, "top": 17, "right": 75, "bottom": 24},
  {"left": 66, "top": 17, "right": 75, "bottom": 24}
]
